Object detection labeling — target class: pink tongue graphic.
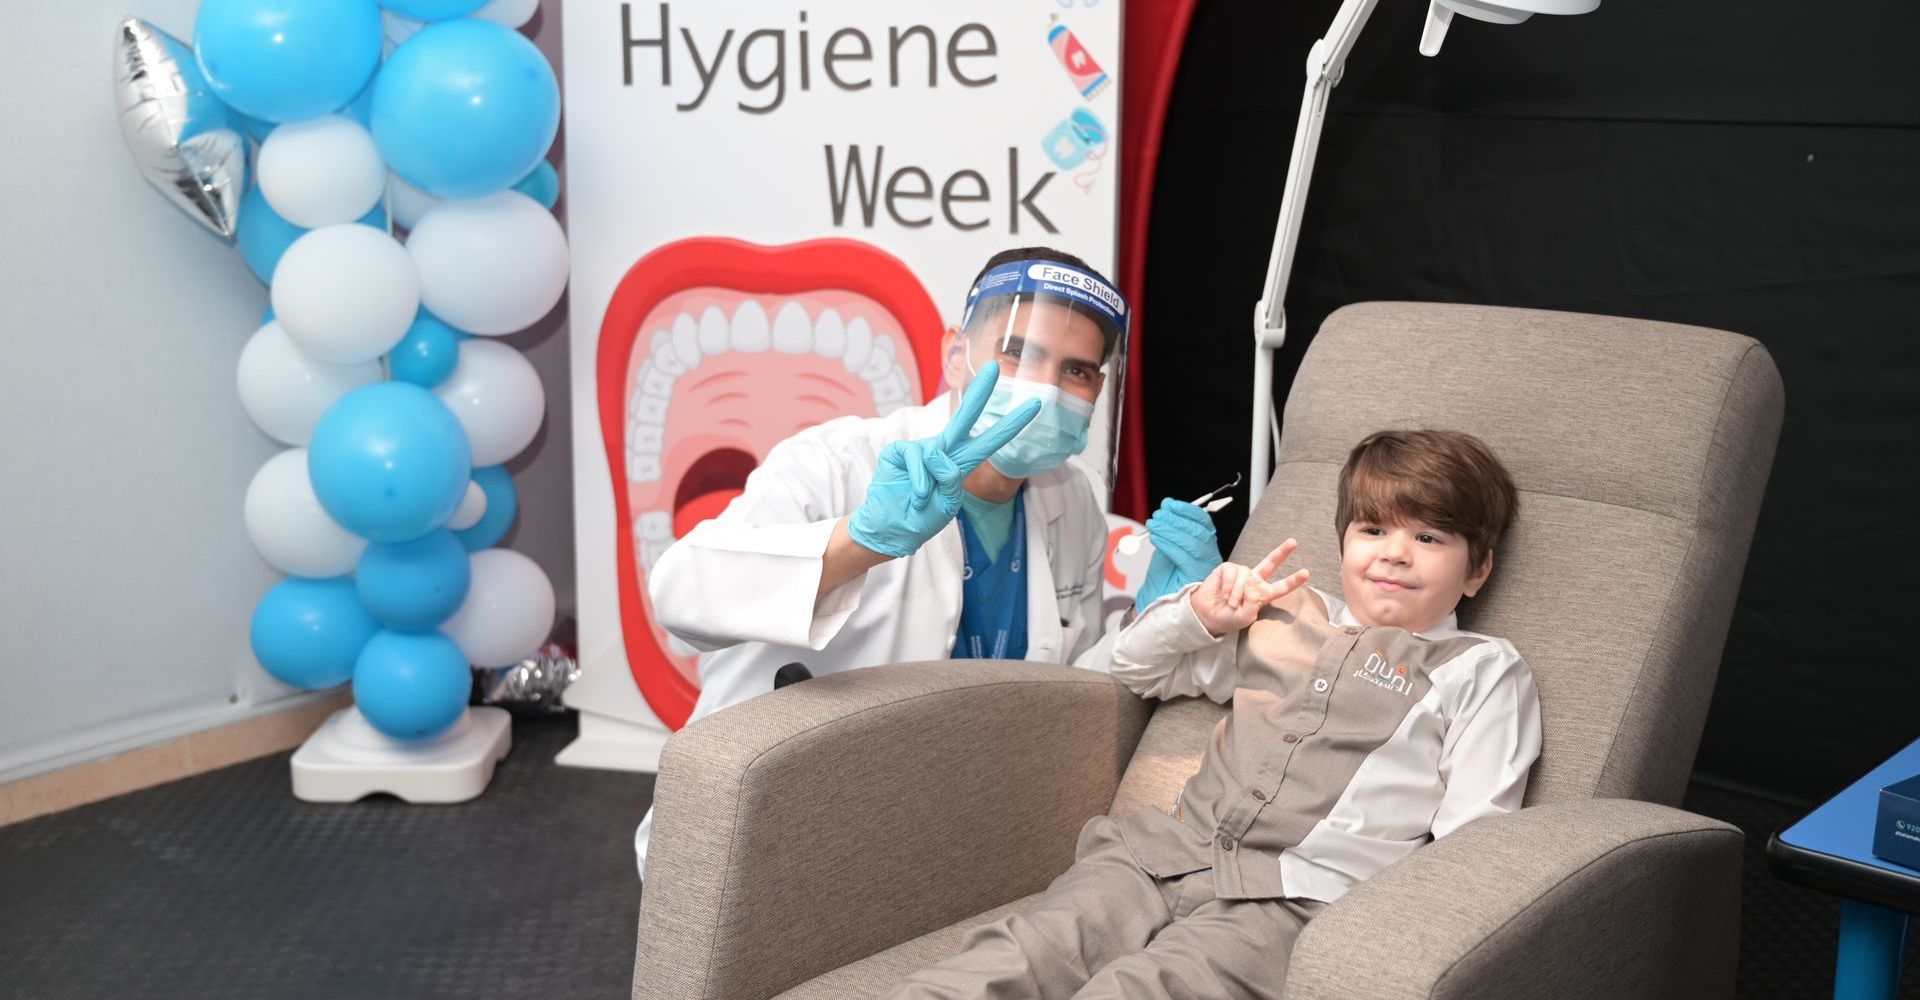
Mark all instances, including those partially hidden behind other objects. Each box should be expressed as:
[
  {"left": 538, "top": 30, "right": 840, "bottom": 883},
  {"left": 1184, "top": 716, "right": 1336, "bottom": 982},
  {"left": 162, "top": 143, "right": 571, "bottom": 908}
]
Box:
[{"left": 623, "top": 287, "right": 922, "bottom": 687}]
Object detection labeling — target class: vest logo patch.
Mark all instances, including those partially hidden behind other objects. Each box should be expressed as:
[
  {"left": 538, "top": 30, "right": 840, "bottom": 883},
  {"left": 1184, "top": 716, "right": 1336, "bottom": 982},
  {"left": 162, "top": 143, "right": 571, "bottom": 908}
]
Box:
[{"left": 1354, "top": 650, "right": 1413, "bottom": 696}]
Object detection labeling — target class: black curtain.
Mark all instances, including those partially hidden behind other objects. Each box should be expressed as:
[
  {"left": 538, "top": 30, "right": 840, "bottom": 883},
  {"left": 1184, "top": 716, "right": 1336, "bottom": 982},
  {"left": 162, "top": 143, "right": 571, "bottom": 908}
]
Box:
[{"left": 1142, "top": 0, "right": 1920, "bottom": 804}]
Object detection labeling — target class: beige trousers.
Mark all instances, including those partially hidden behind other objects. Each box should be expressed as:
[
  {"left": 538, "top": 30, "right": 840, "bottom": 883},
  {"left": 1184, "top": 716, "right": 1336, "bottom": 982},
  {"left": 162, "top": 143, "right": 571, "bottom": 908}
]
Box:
[{"left": 882, "top": 817, "right": 1323, "bottom": 1000}]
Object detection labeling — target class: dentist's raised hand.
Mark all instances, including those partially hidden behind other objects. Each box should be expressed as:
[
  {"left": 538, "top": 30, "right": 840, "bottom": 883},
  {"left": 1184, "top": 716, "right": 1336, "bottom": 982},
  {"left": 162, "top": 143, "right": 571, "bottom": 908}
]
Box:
[
  {"left": 1190, "top": 539, "right": 1311, "bottom": 637},
  {"left": 846, "top": 364, "right": 1042, "bottom": 559}
]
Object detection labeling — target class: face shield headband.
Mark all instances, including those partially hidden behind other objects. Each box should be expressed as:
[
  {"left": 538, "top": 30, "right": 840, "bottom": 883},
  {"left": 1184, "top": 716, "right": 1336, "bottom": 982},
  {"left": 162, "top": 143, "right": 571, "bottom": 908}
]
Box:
[{"left": 960, "top": 260, "right": 1129, "bottom": 348}]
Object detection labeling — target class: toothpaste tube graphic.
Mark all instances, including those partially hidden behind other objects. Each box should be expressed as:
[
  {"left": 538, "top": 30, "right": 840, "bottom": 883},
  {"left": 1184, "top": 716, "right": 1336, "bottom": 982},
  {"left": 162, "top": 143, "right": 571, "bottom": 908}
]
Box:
[
  {"left": 596, "top": 237, "right": 947, "bottom": 728},
  {"left": 1047, "top": 19, "right": 1111, "bottom": 101}
]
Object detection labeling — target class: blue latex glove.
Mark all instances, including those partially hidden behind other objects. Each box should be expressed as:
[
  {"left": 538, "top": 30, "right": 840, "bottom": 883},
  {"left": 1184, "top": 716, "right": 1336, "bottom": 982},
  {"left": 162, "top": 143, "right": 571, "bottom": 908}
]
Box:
[
  {"left": 847, "top": 365, "right": 1042, "bottom": 559},
  {"left": 1134, "top": 497, "right": 1225, "bottom": 612}
]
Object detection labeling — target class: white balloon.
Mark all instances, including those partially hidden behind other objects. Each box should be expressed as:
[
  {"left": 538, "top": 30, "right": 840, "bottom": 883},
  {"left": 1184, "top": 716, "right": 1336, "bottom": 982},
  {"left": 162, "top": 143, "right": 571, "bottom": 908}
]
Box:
[
  {"left": 431, "top": 339, "right": 545, "bottom": 466},
  {"left": 448, "top": 480, "right": 488, "bottom": 531},
  {"left": 236, "top": 322, "right": 384, "bottom": 445},
  {"left": 271, "top": 225, "right": 421, "bottom": 364},
  {"left": 472, "top": 0, "right": 539, "bottom": 29},
  {"left": 244, "top": 449, "right": 369, "bottom": 577},
  {"left": 387, "top": 171, "right": 442, "bottom": 231},
  {"left": 407, "top": 191, "right": 569, "bottom": 335},
  {"left": 441, "top": 549, "right": 555, "bottom": 668},
  {"left": 256, "top": 115, "right": 385, "bottom": 228}
]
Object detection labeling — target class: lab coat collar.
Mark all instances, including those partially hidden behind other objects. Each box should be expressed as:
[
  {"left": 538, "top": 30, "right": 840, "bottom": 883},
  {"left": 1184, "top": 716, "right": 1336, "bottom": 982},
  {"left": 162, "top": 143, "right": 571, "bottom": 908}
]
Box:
[{"left": 1320, "top": 587, "right": 1463, "bottom": 639}]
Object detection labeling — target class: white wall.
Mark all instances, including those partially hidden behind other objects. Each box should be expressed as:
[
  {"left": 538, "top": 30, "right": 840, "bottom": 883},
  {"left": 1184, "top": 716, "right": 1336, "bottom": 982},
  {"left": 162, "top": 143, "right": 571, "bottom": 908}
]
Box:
[{"left": 0, "top": 2, "right": 576, "bottom": 783}]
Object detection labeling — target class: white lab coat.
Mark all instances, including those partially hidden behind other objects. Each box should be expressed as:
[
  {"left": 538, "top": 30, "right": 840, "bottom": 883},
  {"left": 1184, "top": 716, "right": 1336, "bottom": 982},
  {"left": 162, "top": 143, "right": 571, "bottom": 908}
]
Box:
[
  {"left": 651, "top": 394, "right": 1117, "bottom": 721},
  {"left": 636, "top": 395, "right": 1117, "bottom": 872}
]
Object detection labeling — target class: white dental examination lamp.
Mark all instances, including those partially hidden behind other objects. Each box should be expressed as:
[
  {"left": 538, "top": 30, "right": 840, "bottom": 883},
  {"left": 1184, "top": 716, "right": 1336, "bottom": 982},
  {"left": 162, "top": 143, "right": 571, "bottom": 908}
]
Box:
[{"left": 1247, "top": 0, "right": 1600, "bottom": 505}]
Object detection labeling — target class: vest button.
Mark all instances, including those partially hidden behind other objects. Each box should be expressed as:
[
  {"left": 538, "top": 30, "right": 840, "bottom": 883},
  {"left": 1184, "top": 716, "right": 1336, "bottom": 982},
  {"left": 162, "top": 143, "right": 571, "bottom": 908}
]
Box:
[
  {"left": 1218, "top": 834, "right": 1237, "bottom": 851},
  {"left": 1282, "top": 733, "right": 1299, "bottom": 743},
  {"left": 1251, "top": 789, "right": 1267, "bottom": 801},
  {"left": 1313, "top": 678, "right": 1330, "bottom": 693}
]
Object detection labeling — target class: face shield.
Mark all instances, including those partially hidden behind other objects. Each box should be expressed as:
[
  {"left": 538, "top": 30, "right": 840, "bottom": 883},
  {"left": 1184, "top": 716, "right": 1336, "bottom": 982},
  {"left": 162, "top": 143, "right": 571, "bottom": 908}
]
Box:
[{"left": 957, "top": 260, "right": 1130, "bottom": 489}]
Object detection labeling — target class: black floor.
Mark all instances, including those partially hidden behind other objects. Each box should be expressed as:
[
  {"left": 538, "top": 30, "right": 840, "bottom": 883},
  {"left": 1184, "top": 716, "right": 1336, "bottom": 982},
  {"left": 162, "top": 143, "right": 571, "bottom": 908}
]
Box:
[
  {"left": 0, "top": 714, "right": 1913, "bottom": 999},
  {"left": 0, "top": 715, "right": 652, "bottom": 1000}
]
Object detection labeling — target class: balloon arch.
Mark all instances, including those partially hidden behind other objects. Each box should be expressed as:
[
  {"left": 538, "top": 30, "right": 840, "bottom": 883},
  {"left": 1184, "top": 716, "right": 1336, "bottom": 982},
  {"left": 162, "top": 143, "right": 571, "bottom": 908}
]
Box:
[{"left": 116, "top": 0, "right": 563, "bottom": 743}]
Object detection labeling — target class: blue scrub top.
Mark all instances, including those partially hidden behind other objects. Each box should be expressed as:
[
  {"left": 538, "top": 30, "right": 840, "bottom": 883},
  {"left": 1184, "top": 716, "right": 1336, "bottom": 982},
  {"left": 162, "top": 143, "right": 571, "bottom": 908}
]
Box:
[{"left": 954, "top": 492, "right": 1028, "bottom": 660}]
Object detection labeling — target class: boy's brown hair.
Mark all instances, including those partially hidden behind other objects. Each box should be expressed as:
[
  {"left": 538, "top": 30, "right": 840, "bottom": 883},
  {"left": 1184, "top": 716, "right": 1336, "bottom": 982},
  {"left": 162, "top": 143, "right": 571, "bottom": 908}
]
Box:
[{"left": 1334, "top": 430, "right": 1519, "bottom": 576}]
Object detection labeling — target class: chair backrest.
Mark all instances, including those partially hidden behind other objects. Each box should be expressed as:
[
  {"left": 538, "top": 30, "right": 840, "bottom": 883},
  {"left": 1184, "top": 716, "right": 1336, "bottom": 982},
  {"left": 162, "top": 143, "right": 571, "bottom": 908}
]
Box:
[{"left": 1110, "top": 302, "right": 1782, "bottom": 819}]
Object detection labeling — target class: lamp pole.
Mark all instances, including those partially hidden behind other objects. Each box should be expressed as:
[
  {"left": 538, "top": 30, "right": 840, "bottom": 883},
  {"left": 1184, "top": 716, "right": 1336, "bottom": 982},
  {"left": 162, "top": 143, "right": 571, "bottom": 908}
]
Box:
[
  {"left": 1245, "top": 0, "right": 1598, "bottom": 506},
  {"left": 1249, "top": 0, "right": 1383, "bottom": 507}
]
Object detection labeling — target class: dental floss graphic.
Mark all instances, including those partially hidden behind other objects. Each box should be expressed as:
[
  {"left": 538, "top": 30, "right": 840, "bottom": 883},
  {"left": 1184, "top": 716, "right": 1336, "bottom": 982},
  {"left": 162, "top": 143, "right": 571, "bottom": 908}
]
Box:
[
  {"left": 1068, "top": 108, "right": 1109, "bottom": 192},
  {"left": 1042, "top": 119, "right": 1092, "bottom": 170},
  {"left": 1040, "top": 111, "right": 1110, "bottom": 190}
]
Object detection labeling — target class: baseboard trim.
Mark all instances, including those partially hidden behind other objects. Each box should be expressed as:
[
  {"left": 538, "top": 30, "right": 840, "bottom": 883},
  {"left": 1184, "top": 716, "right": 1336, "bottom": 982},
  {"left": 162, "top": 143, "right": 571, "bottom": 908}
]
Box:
[{"left": 0, "top": 691, "right": 353, "bottom": 827}]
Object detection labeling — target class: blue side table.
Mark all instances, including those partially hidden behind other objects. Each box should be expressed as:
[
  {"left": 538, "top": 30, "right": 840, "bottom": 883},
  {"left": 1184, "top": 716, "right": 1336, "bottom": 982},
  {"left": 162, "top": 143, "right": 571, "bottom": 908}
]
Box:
[{"left": 1769, "top": 736, "right": 1920, "bottom": 1000}]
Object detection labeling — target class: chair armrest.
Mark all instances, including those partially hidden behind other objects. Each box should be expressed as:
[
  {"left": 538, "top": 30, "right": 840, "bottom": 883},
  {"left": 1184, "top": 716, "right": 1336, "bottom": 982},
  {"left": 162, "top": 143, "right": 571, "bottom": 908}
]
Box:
[
  {"left": 633, "top": 660, "right": 1152, "bottom": 1000},
  {"left": 1285, "top": 799, "right": 1743, "bottom": 1000}
]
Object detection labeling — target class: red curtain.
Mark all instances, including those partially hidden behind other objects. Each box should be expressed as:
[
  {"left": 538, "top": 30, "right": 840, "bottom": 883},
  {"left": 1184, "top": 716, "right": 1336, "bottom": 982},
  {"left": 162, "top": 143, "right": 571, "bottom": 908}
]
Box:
[{"left": 1112, "top": 0, "right": 1202, "bottom": 520}]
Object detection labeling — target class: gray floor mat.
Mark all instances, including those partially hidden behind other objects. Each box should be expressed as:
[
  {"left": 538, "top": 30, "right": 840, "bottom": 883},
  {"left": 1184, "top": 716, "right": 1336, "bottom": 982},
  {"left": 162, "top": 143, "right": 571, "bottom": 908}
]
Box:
[
  {"left": 0, "top": 715, "right": 651, "bottom": 1000},
  {"left": 0, "top": 715, "right": 1912, "bottom": 999}
]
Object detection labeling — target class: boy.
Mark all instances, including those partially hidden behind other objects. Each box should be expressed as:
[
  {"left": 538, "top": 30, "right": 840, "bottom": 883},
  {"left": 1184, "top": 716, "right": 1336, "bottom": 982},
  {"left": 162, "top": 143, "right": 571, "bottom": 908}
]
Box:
[{"left": 884, "top": 429, "right": 1540, "bottom": 1000}]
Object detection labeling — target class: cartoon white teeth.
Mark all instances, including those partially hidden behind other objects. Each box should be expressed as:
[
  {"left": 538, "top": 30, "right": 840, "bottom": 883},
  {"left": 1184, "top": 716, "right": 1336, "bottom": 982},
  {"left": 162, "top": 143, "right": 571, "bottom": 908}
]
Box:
[
  {"left": 771, "top": 300, "right": 811, "bottom": 354},
  {"left": 596, "top": 237, "right": 948, "bottom": 728}
]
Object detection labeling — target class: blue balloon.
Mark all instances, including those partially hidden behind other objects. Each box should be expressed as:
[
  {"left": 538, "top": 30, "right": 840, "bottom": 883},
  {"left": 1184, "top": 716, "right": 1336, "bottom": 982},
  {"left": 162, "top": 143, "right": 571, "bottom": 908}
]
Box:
[
  {"left": 194, "top": 0, "right": 383, "bottom": 123},
  {"left": 338, "top": 76, "right": 377, "bottom": 127},
  {"left": 511, "top": 160, "right": 560, "bottom": 210},
  {"left": 238, "top": 187, "right": 388, "bottom": 285},
  {"left": 389, "top": 312, "right": 464, "bottom": 387},
  {"left": 356, "top": 530, "right": 471, "bottom": 631},
  {"left": 371, "top": 20, "right": 560, "bottom": 198},
  {"left": 353, "top": 630, "right": 472, "bottom": 740},
  {"left": 236, "top": 183, "right": 303, "bottom": 284},
  {"left": 234, "top": 110, "right": 277, "bottom": 143},
  {"left": 308, "top": 382, "right": 472, "bottom": 542},
  {"left": 455, "top": 465, "right": 518, "bottom": 551},
  {"left": 379, "top": 0, "right": 488, "bottom": 18},
  {"left": 250, "top": 577, "right": 379, "bottom": 690}
]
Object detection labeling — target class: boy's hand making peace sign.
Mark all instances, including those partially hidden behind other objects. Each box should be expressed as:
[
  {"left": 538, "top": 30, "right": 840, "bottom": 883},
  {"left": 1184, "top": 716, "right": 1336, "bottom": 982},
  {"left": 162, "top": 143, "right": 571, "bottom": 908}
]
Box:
[{"left": 1190, "top": 539, "right": 1312, "bottom": 637}]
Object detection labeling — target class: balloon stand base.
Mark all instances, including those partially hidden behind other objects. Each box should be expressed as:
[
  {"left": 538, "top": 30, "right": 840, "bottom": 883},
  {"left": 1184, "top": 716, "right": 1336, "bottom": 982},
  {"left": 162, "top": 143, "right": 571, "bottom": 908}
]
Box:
[{"left": 290, "top": 706, "right": 512, "bottom": 804}]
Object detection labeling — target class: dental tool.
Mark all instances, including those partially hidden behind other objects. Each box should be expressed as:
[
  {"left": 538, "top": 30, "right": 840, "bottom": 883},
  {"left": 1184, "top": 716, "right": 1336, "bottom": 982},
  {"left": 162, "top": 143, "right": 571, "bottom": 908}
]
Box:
[{"left": 1117, "top": 473, "right": 1242, "bottom": 557}]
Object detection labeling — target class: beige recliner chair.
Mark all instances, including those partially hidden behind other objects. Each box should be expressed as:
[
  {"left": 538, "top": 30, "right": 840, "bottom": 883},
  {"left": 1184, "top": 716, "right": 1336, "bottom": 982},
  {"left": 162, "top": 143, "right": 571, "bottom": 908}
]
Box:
[{"left": 632, "top": 302, "right": 1784, "bottom": 1000}]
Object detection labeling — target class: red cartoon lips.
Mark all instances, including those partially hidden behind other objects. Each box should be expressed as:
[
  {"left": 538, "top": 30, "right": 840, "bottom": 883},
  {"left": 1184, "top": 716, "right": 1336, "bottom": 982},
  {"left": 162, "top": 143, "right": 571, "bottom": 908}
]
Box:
[{"left": 597, "top": 238, "right": 948, "bottom": 729}]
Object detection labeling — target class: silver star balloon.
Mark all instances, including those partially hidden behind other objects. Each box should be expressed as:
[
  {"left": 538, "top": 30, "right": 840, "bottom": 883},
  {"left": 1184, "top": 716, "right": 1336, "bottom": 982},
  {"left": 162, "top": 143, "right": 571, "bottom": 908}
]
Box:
[
  {"left": 112, "top": 17, "right": 246, "bottom": 239},
  {"left": 477, "top": 638, "right": 581, "bottom": 715}
]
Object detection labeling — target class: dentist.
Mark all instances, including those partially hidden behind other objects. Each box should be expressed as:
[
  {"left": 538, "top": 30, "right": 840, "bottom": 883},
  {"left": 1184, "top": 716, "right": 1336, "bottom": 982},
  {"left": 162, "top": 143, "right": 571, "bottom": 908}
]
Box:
[{"left": 636, "top": 247, "right": 1156, "bottom": 875}]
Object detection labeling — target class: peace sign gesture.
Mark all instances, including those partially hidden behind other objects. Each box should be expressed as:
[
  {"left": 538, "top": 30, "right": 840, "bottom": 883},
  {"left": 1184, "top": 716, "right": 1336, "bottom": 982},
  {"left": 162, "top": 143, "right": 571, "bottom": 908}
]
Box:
[
  {"left": 1190, "top": 539, "right": 1312, "bottom": 637},
  {"left": 939, "top": 363, "right": 1044, "bottom": 476},
  {"left": 846, "top": 365, "right": 1043, "bottom": 559}
]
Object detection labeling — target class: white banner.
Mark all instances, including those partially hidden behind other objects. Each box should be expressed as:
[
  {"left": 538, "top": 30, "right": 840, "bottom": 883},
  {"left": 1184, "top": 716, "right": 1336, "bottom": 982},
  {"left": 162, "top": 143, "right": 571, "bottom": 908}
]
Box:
[{"left": 561, "top": 0, "right": 1124, "bottom": 759}]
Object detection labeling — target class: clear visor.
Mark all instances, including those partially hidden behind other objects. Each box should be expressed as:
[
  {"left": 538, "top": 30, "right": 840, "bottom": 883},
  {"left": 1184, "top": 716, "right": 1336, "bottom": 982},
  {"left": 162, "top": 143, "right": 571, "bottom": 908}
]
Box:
[{"left": 958, "top": 261, "right": 1130, "bottom": 493}]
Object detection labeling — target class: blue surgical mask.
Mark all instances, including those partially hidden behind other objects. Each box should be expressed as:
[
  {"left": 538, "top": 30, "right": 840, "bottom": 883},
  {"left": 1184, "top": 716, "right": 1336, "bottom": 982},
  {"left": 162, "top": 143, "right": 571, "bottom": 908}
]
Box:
[{"left": 976, "top": 376, "right": 1094, "bottom": 478}]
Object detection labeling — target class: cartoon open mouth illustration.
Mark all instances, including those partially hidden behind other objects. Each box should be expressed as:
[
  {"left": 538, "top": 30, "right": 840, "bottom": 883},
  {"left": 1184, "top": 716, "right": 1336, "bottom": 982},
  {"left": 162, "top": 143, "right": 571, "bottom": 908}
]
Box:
[{"left": 596, "top": 238, "right": 948, "bottom": 728}]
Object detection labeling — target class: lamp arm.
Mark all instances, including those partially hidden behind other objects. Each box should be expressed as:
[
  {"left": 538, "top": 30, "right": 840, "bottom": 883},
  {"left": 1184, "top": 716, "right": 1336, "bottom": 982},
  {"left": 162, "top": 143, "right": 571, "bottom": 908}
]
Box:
[{"left": 1248, "top": 0, "right": 1381, "bottom": 505}]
